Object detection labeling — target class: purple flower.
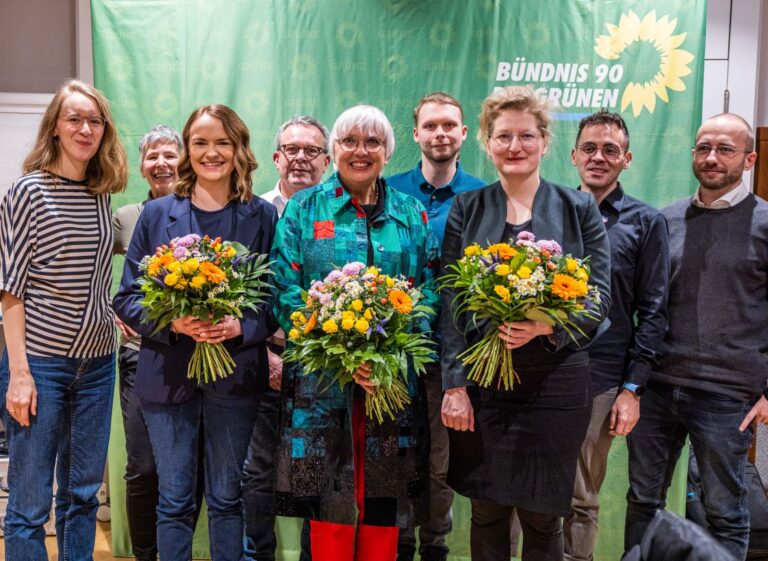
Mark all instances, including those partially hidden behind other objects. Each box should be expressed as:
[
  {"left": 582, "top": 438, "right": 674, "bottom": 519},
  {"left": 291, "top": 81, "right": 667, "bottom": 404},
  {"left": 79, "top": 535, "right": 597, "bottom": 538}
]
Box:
[
  {"left": 175, "top": 234, "right": 201, "bottom": 248},
  {"left": 375, "top": 324, "right": 387, "bottom": 336},
  {"left": 325, "top": 270, "right": 344, "bottom": 283},
  {"left": 318, "top": 293, "right": 332, "bottom": 306},
  {"left": 341, "top": 262, "right": 365, "bottom": 276},
  {"left": 537, "top": 239, "right": 563, "bottom": 256},
  {"left": 517, "top": 231, "right": 535, "bottom": 242},
  {"left": 173, "top": 246, "right": 189, "bottom": 260}
]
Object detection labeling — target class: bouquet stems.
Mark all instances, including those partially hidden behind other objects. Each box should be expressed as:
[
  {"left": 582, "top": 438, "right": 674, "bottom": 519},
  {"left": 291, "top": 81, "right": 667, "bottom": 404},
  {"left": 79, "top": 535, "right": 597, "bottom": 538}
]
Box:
[
  {"left": 188, "top": 342, "right": 236, "bottom": 384},
  {"left": 458, "top": 328, "right": 520, "bottom": 390},
  {"left": 365, "top": 378, "right": 411, "bottom": 424}
]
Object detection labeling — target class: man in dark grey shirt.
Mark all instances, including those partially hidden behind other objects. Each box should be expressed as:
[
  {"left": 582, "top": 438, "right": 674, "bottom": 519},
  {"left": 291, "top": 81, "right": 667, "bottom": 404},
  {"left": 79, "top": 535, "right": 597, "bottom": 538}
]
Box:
[{"left": 624, "top": 113, "right": 768, "bottom": 560}]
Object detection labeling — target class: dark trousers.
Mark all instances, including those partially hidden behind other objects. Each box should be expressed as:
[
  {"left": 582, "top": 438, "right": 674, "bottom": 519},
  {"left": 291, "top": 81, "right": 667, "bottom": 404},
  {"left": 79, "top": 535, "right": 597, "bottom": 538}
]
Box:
[
  {"left": 470, "top": 499, "right": 563, "bottom": 561},
  {"left": 118, "top": 347, "right": 204, "bottom": 561},
  {"left": 242, "top": 389, "right": 282, "bottom": 561},
  {"left": 625, "top": 382, "right": 753, "bottom": 560},
  {"left": 398, "top": 362, "right": 451, "bottom": 561}
]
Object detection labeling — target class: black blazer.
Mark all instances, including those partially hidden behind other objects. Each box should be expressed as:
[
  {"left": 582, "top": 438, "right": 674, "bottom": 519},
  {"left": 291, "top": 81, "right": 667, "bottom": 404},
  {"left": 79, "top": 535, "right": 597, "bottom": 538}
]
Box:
[
  {"left": 440, "top": 179, "right": 612, "bottom": 389},
  {"left": 113, "top": 194, "right": 278, "bottom": 404}
]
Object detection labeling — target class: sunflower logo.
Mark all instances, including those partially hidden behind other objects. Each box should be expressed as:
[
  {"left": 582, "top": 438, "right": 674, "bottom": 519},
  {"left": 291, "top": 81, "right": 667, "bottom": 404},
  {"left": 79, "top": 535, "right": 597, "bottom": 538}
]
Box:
[{"left": 594, "top": 10, "right": 694, "bottom": 117}]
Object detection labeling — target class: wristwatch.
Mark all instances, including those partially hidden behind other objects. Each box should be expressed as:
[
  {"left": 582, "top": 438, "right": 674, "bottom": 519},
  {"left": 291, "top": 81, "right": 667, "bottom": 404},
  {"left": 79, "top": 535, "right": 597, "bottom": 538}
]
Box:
[{"left": 622, "top": 382, "right": 645, "bottom": 397}]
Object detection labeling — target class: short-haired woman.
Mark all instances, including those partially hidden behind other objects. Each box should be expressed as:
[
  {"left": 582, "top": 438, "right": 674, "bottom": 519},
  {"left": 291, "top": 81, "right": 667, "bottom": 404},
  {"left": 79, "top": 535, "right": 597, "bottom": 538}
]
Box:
[
  {"left": 271, "top": 104, "right": 438, "bottom": 561},
  {"left": 0, "top": 79, "right": 128, "bottom": 560},
  {"left": 440, "top": 86, "right": 612, "bottom": 561},
  {"left": 114, "top": 105, "right": 277, "bottom": 561}
]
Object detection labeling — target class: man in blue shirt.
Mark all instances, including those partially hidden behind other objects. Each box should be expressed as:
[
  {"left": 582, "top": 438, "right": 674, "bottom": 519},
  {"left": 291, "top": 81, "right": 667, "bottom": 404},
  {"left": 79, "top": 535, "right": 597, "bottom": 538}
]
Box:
[
  {"left": 388, "top": 92, "right": 485, "bottom": 561},
  {"left": 563, "top": 111, "right": 670, "bottom": 561}
]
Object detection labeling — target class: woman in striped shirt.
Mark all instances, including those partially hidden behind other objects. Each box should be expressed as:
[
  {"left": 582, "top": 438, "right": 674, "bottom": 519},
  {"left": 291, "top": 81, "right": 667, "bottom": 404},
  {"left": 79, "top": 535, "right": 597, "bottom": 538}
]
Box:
[{"left": 0, "top": 79, "right": 128, "bottom": 561}]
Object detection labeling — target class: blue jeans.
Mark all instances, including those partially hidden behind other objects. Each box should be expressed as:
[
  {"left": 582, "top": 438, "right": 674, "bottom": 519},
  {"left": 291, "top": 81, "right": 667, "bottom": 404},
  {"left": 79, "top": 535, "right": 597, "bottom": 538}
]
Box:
[
  {"left": 0, "top": 352, "right": 115, "bottom": 561},
  {"left": 143, "top": 390, "right": 261, "bottom": 561},
  {"left": 625, "top": 382, "right": 753, "bottom": 560}
]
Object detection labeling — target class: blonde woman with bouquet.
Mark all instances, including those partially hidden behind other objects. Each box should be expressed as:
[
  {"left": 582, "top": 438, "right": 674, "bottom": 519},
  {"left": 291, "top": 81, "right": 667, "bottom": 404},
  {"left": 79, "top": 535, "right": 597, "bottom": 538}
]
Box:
[
  {"left": 113, "top": 105, "right": 277, "bottom": 561},
  {"left": 440, "top": 86, "right": 611, "bottom": 561},
  {"left": 0, "top": 79, "right": 128, "bottom": 561},
  {"left": 271, "top": 104, "right": 438, "bottom": 561}
]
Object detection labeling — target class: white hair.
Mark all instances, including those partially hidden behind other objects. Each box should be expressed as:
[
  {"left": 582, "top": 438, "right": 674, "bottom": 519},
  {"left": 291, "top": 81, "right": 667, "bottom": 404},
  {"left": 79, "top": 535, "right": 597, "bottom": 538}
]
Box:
[{"left": 329, "top": 104, "right": 396, "bottom": 160}]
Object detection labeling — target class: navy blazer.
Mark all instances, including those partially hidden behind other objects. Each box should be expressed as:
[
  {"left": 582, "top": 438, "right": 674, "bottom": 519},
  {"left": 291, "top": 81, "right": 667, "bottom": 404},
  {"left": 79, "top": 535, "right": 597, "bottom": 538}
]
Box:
[
  {"left": 440, "top": 179, "right": 612, "bottom": 389},
  {"left": 113, "top": 194, "right": 278, "bottom": 404}
]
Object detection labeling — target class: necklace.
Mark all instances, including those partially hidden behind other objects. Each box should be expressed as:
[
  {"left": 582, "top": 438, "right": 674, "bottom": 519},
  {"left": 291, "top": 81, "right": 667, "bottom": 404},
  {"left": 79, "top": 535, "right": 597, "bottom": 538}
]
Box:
[{"left": 369, "top": 184, "right": 379, "bottom": 206}]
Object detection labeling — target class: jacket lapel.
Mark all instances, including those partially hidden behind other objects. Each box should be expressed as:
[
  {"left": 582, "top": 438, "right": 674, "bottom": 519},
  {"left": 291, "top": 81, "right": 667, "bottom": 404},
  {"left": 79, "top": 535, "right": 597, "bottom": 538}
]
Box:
[
  {"left": 165, "top": 195, "right": 193, "bottom": 240},
  {"left": 484, "top": 182, "right": 508, "bottom": 245},
  {"left": 531, "top": 180, "right": 564, "bottom": 243},
  {"left": 234, "top": 199, "right": 262, "bottom": 250}
]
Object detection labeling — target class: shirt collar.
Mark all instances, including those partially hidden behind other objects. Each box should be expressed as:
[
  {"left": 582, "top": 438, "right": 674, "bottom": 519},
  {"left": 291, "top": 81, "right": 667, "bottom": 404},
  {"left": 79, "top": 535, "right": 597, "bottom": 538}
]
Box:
[
  {"left": 692, "top": 180, "right": 749, "bottom": 209},
  {"left": 577, "top": 183, "right": 625, "bottom": 215},
  {"left": 327, "top": 173, "right": 408, "bottom": 227},
  {"left": 414, "top": 160, "right": 469, "bottom": 194}
]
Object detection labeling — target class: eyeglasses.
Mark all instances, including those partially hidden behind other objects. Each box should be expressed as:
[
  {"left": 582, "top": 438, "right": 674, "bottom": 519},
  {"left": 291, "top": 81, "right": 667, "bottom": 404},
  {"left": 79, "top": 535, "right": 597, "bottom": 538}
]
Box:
[
  {"left": 338, "top": 136, "right": 385, "bottom": 153},
  {"left": 693, "top": 143, "right": 751, "bottom": 159},
  {"left": 279, "top": 144, "right": 326, "bottom": 160},
  {"left": 489, "top": 131, "right": 542, "bottom": 150},
  {"left": 60, "top": 114, "right": 107, "bottom": 130},
  {"left": 576, "top": 142, "right": 624, "bottom": 159}
]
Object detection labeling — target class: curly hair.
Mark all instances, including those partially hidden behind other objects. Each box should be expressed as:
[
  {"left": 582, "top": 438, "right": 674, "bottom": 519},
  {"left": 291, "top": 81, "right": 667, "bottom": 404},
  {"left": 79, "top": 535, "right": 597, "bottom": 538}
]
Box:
[
  {"left": 175, "top": 105, "right": 257, "bottom": 202},
  {"left": 478, "top": 86, "right": 554, "bottom": 149},
  {"left": 22, "top": 79, "right": 128, "bottom": 195}
]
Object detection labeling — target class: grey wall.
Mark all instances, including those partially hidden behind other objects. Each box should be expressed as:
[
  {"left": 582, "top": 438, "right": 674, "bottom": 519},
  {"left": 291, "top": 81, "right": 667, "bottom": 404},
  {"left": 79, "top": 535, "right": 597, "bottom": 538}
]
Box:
[{"left": 0, "top": 0, "right": 77, "bottom": 93}]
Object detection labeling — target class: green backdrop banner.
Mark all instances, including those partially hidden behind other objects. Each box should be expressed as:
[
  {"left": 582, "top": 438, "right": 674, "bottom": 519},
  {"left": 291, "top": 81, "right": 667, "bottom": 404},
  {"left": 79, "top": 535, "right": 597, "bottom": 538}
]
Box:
[
  {"left": 92, "top": 0, "right": 705, "bottom": 210},
  {"left": 92, "top": 1, "right": 703, "bottom": 558}
]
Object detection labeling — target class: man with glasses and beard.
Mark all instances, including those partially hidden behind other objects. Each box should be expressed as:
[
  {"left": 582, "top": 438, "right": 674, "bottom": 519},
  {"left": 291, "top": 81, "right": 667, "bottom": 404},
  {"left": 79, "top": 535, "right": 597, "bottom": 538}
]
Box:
[
  {"left": 245, "top": 115, "right": 330, "bottom": 561},
  {"left": 563, "top": 111, "right": 670, "bottom": 561},
  {"left": 624, "top": 113, "right": 768, "bottom": 561},
  {"left": 387, "top": 93, "right": 485, "bottom": 561}
]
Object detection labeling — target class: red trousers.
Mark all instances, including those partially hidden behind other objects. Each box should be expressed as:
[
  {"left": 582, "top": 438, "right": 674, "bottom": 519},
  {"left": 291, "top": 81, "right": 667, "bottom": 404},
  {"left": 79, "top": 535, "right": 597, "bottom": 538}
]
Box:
[{"left": 309, "top": 396, "right": 399, "bottom": 561}]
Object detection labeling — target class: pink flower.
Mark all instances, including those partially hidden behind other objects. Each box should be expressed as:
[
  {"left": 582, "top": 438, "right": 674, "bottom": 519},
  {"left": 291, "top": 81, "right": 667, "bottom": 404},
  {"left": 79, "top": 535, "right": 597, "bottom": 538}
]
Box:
[
  {"left": 341, "top": 262, "right": 365, "bottom": 276},
  {"left": 517, "top": 231, "right": 535, "bottom": 242}
]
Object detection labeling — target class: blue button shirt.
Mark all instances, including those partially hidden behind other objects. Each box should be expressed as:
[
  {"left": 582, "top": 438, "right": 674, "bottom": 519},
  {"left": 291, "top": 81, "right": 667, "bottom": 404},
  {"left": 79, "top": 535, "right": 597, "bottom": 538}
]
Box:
[
  {"left": 387, "top": 161, "right": 486, "bottom": 252},
  {"left": 583, "top": 184, "right": 670, "bottom": 394}
]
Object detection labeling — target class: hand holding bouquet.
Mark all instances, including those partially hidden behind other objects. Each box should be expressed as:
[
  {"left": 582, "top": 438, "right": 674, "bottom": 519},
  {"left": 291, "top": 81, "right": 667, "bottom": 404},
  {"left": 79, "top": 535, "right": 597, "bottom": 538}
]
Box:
[
  {"left": 439, "top": 231, "right": 601, "bottom": 390},
  {"left": 282, "top": 262, "right": 435, "bottom": 423},
  {"left": 138, "top": 234, "right": 273, "bottom": 383}
]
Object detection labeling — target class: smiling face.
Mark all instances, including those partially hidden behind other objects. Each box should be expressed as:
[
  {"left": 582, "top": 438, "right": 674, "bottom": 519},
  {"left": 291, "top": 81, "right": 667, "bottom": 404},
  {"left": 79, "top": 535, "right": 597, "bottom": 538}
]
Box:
[
  {"left": 141, "top": 141, "right": 180, "bottom": 197},
  {"left": 333, "top": 126, "right": 389, "bottom": 192},
  {"left": 272, "top": 124, "right": 330, "bottom": 196},
  {"left": 414, "top": 102, "right": 467, "bottom": 164},
  {"left": 53, "top": 91, "right": 105, "bottom": 177},
  {"left": 486, "top": 109, "right": 547, "bottom": 181},
  {"left": 572, "top": 123, "right": 632, "bottom": 195},
  {"left": 692, "top": 115, "right": 757, "bottom": 194},
  {"left": 187, "top": 113, "right": 235, "bottom": 190}
]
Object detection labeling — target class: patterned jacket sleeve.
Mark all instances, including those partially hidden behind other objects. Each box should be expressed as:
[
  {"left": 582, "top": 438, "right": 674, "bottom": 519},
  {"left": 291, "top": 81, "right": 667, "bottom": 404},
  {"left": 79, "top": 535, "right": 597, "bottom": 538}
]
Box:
[
  {"left": 0, "top": 180, "right": 36, "bottom": 300},
  {"left": 270, "top": 197, "right": 307, "bottom": 333}
]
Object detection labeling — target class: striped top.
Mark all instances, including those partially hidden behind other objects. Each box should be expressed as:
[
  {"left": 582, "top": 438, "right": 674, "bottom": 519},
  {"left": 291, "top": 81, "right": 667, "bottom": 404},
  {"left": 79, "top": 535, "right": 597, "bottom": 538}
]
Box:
[{"left": 0, "top": 171, "right": 116, "bottom": 358}]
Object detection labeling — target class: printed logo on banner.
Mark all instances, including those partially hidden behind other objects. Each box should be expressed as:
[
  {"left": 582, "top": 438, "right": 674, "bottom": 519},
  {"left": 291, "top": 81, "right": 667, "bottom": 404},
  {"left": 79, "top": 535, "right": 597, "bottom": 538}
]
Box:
[
  {"left": 336, "top": 22, "right": 362, "bottom": 49},
  {"left": 494, "top": 9, "right": 695, "bottom": 117},
  {"left": 595, "top": 10, "right": 694, "bottom": 116},
  {"left": 429, "top": 22, "right": 455, "bottom": 49},
  {"left": 153, "top": 92, "right": 179, "bottom": 118}
]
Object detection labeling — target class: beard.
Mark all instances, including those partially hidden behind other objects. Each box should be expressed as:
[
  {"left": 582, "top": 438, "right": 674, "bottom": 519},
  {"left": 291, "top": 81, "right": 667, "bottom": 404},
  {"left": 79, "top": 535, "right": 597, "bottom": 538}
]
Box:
[
  {"left": 424, "top": 144, "right": 459, "bottom": 164},
  {"left": 692, "top": 159, "right": 744, "bottom": 191}
]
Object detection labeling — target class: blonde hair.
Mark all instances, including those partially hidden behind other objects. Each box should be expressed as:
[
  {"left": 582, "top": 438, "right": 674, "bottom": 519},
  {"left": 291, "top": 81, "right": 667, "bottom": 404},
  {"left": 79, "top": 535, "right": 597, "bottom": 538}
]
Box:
[
  {"left": 478, "top": 86, "right": 553, "bottom": 148},
  {"left": 175, "top": 105, "right": 257, "bottom": 202},
  {"left": 23, "top": 79, "right": 128, "bottom": 195}
]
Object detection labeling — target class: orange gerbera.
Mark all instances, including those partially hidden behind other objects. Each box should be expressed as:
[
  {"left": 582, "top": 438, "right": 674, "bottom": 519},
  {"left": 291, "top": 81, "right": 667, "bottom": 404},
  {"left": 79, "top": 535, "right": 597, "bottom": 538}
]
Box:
[
  {"left": 199, "top": 261, "right": 227, "bottom": 284},
  {"left": 388, "top": 289, "right": 413, "bottom": 313},
  {"left": 486, "top": 243, "right": 518, "bottom": 260},
  {"left": 551, "top": 274, "right": 588, "bottom": 300},
  {"left": 303, "top": 311, "right": 318, "bottom": 334}
]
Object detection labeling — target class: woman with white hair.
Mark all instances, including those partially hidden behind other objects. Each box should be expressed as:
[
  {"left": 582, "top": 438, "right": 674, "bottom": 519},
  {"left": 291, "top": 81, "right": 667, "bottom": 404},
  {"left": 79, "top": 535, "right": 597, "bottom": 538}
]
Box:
[{"left": 270, "top": 105, "right": 439, "bottom": 561}]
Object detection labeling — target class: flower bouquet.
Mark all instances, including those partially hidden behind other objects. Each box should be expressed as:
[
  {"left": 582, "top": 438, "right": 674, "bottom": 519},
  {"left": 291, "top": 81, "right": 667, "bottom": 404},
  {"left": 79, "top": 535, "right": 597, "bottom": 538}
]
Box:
[
  {"left": 138, "top": 234, "right": 273, "bottom": 383},
  {"left": 439, "top": 231, "right": 601, "bottom": 390},
  {"left": 282, "top": 262, "right": 435, "bottom": 423}
]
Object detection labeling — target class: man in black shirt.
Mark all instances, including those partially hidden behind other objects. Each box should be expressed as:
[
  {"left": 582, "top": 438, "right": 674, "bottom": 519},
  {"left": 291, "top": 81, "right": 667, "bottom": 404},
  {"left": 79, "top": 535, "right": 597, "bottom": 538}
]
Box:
[{"left": 563, "top": 112, "right": 670, "bottom": 561}]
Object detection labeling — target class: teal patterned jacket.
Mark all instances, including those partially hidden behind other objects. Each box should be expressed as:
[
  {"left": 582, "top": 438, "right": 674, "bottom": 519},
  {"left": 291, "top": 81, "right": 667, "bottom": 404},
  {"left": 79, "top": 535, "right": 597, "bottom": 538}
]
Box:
[{"left": 271, "top": 173, "right": 439, "bottom": 526}]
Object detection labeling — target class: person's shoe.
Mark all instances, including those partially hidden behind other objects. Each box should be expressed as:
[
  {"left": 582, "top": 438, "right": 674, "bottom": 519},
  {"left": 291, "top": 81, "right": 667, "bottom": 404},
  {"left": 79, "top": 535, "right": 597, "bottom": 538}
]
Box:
[{"left": 419, "top": 546, "right": 449, "bottom": 561}]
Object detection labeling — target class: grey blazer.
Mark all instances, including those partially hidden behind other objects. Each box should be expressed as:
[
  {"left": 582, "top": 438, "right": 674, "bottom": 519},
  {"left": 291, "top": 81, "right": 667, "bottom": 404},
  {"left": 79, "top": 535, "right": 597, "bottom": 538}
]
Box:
[{"left": 440, "top": 179, "right": 612, "bottom": 389}]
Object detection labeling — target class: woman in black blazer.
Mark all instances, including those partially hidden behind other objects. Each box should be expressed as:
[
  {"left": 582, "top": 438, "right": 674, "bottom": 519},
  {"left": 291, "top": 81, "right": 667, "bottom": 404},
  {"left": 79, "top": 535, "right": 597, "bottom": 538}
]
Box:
[
  {"left": 440, "top": 86, "right": 611, "bottom": 561},
  {"left": 114, "top": 105, "right": 277, "bottom": 561}
]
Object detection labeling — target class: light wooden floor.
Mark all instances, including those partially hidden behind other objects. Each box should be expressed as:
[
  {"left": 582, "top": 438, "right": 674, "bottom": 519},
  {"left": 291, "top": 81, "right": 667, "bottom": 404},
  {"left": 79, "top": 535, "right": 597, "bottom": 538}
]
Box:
[{"left": 0, "top": 521, "right": 121, "bottom": 561}]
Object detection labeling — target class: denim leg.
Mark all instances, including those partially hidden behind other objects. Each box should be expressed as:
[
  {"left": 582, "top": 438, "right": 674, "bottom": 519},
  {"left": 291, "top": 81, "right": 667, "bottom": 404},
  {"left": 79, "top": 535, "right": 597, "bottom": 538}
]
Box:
[
  {"left": 242, "top": 389, "right": 281, "bottom": 561},
  {"left": 625, "top": 383, "right": 687, "bottom": 553},
  {"left": 681, "top": 389, "right": 753, "bottom": 560},
  {"left": 119, "top": 346, "right": 159, "bottom": 561},
  {"left": 203, "top": 390, "right": 261, "bottom": 561},
  {"left": 143, "top": 397, "right": 201, "bottom": 561},
  {"left": 1, "top": 353, "right": 66, "bottom": 561}
]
